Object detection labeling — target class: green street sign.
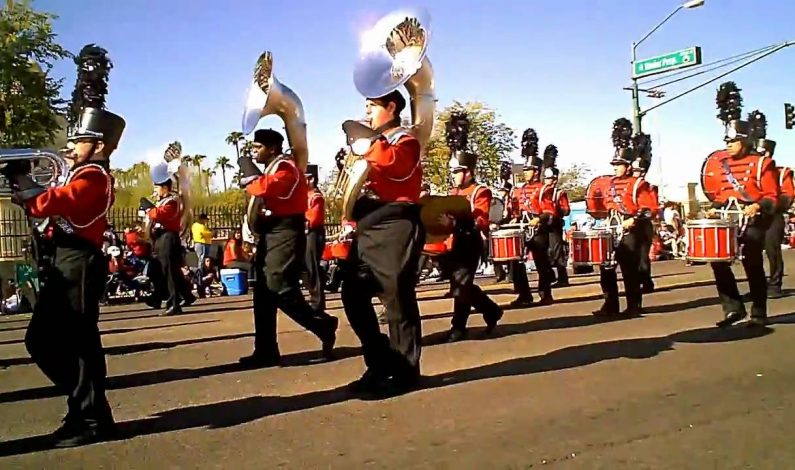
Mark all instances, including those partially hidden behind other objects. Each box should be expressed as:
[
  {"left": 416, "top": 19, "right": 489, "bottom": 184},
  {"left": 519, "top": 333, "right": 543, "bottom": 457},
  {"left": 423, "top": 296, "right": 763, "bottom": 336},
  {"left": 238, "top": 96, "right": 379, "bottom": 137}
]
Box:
[{"left": 633, "top": 46, "right": 702, "bottom": 78}]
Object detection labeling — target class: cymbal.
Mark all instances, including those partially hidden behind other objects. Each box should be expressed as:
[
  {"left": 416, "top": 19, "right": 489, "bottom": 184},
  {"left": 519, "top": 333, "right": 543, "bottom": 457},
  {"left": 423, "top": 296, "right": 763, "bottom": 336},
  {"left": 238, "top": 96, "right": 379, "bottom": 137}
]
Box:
[{"left": 419, "top": 195, "right": 470, "bottom": 239}]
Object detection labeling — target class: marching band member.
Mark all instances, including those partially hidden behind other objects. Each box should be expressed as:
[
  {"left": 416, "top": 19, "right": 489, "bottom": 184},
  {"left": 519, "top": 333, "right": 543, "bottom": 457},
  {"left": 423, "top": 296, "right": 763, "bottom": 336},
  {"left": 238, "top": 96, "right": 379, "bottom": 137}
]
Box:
[
  {"left": 749, "top": 110, "right": 790, "bottom": 299},
  {"left": 438, "top": 152, "right": 504, "bottom": 342},
  {"left": 508, "top": 129, "right": 554, "bottom": 307},
  {"left": 341, "top": 90, "right": 424, "bottom": 397},
  {"left": 540, "top": 145, "right": 571, "bottom": 287},
  {"left": 491, "top": 181, "right": 513, "bottom": 283},
  {"left": 304, "top": 163, "right": 326, "bottom": 312},
  {"left": 631, "top": 138, "right": 657, "bottom": 294},
  {"left": 593, "top": 119, "right": 658, "bottom": 317},
  {"left": 140, "top": 164, "right": 196, "bottom": 316},
  {"left": 704, "top": 82, "right": 779, "bottom": 327},
  {"left": 0, "top": 45, "right": 124, "bottom": 446},
  {"left": 237, "top": 129, "right": 339, "bottom": 367}
]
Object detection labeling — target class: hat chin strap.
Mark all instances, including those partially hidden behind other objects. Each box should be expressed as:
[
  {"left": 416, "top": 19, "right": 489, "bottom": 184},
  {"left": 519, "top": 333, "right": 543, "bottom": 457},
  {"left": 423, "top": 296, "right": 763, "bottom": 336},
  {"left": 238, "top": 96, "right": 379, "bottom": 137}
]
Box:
[{"left": 374, "top": 117, "right": 401, "bottom": 134}]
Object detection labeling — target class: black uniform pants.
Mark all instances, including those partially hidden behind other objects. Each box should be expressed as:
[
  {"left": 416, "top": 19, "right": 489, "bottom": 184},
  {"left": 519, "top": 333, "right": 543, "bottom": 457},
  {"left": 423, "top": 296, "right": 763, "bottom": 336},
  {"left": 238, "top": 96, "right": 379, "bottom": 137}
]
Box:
[
  {"left": 765, "top": 213, "right": 785, "bottom": 291},
  {"left": 547, "top": 220, "right": 568, "bottom": 283},
  {"left": 512, "top": 226, "right": 553, "bottom": 300},
  {"left": 153, "top": 231, "right": 192, "bottom": 308},
  {"left": 600, "top": 218, "right": 651, "bottom": 310},
  {"left": 25, "top": 241, "right": 113, "bottom": 426},
  {"left": 439, "top": 228, "right": 500, "bottom": 331},
  {"left": 252, "top": 216, "right": 335, "bottom": 356},
  {"left": 711, "top": 218, "right": 769, "bottom": 319},
  {"left": 637, "top": 218, "right": 655, "bottom": 289},
  {"left": 341, "top": 203, "right": 424, "bottom": 379},
  {"left": 304, "top": 227, "right": 326, "bottom": 312}
]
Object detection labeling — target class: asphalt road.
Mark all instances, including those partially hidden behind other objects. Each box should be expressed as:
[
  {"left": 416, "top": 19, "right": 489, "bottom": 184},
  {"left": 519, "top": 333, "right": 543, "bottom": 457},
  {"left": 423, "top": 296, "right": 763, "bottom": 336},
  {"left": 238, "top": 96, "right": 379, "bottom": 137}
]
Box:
[{"left": 1, "top": 253, "right": 795, "bottom": 468}]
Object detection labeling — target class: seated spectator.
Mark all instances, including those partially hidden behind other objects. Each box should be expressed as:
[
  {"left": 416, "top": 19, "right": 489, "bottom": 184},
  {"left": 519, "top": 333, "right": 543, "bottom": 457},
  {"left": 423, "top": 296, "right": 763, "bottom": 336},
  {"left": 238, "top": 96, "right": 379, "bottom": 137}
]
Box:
[
  {"left": 196, "top": 257, "right": 224, "bottom": 298},
  {"left": 223, "top": 229, "right": 250, "bottom": 269}
]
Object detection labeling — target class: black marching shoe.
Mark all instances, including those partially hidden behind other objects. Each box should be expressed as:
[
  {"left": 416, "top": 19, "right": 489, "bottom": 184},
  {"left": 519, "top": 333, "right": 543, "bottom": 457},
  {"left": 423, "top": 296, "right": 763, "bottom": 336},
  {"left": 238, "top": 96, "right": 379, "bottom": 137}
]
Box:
[
  {"left": 592, "top": 303, "right": 619, "bottom": 317},
  {"left": 446, "top": 328, "right": 468, "bottom": 343},
  {"left": 348, "top": 369, "right": 391, "bottom": 396},
  {"left": 181, "top": 293, "right": 197, "bottom": 307},
  {"left": 509, "top": 295, "right": 534, "bottom": 308},
  {"left": 51, "top": 419, "right": 117, "bottom": 448},
  {"left": 767, "top": 287, "right": 784, "bottom": 299},
  {"left": 620, "top": 305, "right": 644, "bottom": 317},
  {"left": 483, "top": 307, "right": 504, "bottom": 335},
  {"left": 319, "top": 316, "right": 339, "bottom": 360},
  {"left": 745, "top": 317, "right": 770, "bottom": 328},
  {"left": 716, "top": 311, "right": 747, "bottom": 328},
  {"left": 536, "top": 294, "right": 554, "bottom": 307}
]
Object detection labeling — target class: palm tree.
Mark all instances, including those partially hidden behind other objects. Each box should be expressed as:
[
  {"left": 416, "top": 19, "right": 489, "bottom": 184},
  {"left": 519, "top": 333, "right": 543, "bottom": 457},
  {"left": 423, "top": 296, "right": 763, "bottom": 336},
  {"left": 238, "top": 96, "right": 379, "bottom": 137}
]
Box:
[
  {"left": 181, "top": 154, "right": 194, "bottom": 166},
  {"left": 214, "top": 156, "right": 234, "bottom": 191},
  {"left": 203, "top": 169, "right": 215, "bottom": 196},
  {"left": 225, "top": 131, "right": 244, "bottom": 159}
]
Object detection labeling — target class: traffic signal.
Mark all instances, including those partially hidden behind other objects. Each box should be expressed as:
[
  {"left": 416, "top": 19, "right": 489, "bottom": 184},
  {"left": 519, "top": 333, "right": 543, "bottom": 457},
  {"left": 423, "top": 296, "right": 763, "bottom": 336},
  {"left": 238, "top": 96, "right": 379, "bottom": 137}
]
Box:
[{"left": 786, "top": 103, "right": 794, "bottom": 130}]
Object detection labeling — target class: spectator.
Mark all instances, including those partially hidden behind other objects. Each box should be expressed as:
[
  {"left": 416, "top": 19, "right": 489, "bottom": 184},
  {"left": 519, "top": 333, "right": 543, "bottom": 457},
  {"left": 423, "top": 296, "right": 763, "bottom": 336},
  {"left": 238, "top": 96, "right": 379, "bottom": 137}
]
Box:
[
  {"left": 191, "top": 213, "right": 213, "bottom": 269},
  {"left": 223, "top": 229, "right": 249, "bottom": 268},
  {"left": 196, "top": 257, "right": 223, "bottom": 298}
]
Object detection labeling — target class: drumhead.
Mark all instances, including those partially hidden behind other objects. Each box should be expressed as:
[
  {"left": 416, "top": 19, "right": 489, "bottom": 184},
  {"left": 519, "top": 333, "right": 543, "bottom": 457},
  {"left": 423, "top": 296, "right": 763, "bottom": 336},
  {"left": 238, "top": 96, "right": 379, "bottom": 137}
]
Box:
[
  {"left": 685, "top": 218, "right": 735, "bottom": 229},
  {"left": 492, "top": 229, "right": 522, "bottom": 237},
  {"left": 571, "top": 229, "right": 611, "bottom": 239}
]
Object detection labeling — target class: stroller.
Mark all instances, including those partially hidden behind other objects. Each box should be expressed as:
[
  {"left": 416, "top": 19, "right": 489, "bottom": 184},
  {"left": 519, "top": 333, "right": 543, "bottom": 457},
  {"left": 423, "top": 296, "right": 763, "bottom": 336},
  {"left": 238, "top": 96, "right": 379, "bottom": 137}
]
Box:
[{"left": 102, "top": 246, "right": 155, "bottom": 305}]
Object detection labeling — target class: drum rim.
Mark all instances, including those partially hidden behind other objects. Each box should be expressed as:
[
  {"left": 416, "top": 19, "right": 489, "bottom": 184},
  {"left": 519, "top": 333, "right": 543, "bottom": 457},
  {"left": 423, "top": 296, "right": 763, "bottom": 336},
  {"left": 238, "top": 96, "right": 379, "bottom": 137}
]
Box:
[
  {"left": 492, "top": 229, "right": 524, "bottom": 236},
  {"left": 571, "top": 230, "right": 613, "bottom": 238},
  {"left": 685, "top": 219, "right": 736, "bottom": 228}
]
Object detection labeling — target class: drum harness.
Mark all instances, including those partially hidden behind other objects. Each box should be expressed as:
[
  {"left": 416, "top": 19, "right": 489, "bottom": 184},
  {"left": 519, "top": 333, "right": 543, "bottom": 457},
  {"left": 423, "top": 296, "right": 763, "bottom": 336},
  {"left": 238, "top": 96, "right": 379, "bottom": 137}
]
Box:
[{"left": 719, "top": 159, "right": 756, "bottom": 261}]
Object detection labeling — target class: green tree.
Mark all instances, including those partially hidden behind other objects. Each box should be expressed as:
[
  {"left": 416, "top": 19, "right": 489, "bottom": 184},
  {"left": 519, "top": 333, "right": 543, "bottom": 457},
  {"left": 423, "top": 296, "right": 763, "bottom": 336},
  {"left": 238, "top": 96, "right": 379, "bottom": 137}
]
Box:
[
  {"left": 214, "top": 155, "right": 233, "bottom": 191},
  {"left": 225, "top": 131, "right": 244, "bottom": 159},
  {"left": 557, "top": 163, "right": 591, "bottom": 202},
  {"left": 0, "top": 0, "right": 70, "bottom": 148},
  {"left": 423, "top": 101, "right": 516, "bottom": 192}
]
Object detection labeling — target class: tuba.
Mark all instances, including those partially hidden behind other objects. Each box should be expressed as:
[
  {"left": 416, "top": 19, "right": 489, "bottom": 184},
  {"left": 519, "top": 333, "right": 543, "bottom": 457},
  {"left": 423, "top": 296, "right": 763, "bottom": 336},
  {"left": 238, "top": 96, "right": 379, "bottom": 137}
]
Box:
[
  {"left": 241, "top": 51, "right": 308, "bottom": 237},
  {"left": 341, "top": 7, "right": 436, "bottom": 220},
  {"left": 143, "top": 142, "right": 193, "bottom": 242},
  {"left": 0, "top": 149, "right": 70, "bottom": 196}
]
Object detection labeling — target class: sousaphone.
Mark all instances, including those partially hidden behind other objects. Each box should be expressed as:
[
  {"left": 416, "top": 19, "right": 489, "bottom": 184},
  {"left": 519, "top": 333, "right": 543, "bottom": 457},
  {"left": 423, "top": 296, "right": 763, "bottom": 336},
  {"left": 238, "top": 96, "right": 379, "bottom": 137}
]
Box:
[
  {"left": 241, "top": 51, "right": 308, "bottom": 238},
  {"left": 341, "top": 7, "right": 436, "bottom": 220}
]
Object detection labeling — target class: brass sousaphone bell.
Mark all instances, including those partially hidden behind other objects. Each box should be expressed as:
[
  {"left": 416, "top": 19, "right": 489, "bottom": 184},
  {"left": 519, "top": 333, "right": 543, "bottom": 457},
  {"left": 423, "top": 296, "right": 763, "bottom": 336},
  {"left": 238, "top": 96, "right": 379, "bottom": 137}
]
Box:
[
  {"left": 341, "top": 7, "right": 436, "bottom": 220},
  {"left": 241, "top": 51, "right": 308, "bottom": 238}
]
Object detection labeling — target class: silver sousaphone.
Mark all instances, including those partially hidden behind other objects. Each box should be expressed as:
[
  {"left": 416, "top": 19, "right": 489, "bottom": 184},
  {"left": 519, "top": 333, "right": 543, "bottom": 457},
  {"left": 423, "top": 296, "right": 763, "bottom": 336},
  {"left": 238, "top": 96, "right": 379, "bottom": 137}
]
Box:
[
  {"left": 341, "top": 7, "right": 436, "bottom": 220},
  {"left": 241, "top": 51, "right": 308, "bottom": 238}
]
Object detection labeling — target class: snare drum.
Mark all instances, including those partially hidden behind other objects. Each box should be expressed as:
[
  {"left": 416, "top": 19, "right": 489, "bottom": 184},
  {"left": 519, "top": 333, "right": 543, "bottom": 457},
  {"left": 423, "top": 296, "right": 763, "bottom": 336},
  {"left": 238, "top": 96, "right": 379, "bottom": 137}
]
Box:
[
  {"left": 330, "top": 240, "right": 352, "bottom": 260},
  {"left": 422, "top": 241, "right": 449, "bottom": 257},
  {"left": 570, "top": 230, "right": 613, "bottom": 266},
  {"left": 685, "top": 219, "right": 737, "bottom": 262},
  {"left": 322, "top": 243, "right": 334, "bottom": 261},
  {"left": 490, "top": 229, "right": 524, "bottom": 262}
]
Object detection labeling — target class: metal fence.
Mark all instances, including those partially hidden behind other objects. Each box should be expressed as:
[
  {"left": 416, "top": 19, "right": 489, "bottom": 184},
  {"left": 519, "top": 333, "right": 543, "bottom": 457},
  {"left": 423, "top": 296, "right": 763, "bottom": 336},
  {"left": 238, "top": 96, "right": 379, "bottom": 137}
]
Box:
[{"left": 0, "top": 203, "right": 344, "bottom": 260}]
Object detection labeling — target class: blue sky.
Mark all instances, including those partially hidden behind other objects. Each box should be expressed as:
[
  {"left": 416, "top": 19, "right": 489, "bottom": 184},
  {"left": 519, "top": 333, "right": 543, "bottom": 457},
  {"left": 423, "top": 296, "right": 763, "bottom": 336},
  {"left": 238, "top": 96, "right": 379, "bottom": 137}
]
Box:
[{"left": 37, "top": 0, "right": 795, "bottom": 196}]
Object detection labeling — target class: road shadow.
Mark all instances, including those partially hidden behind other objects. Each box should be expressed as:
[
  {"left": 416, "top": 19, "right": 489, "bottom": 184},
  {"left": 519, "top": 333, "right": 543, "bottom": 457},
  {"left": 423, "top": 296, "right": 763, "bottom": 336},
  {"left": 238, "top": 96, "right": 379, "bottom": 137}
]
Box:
[
  {"left": 0, "top": 343, "right": 363, "bottom": 404},
  {"left": 0, "top": 322, "right": 772, "bottom": 457},
  {"left": 423, "top": 314, "right": 620, "bottom": 346},
  {"left": 0, "top": 320, "right": 220, "bottom": 347}
]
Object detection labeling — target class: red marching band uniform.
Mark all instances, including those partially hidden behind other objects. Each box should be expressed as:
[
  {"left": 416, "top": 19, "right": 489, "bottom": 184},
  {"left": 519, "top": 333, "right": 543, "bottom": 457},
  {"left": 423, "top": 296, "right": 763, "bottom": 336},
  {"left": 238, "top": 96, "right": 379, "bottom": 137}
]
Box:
[
  {"left": 26, "top": 164, "right": 114, "bottom": 248},
  {"left": 145, "top": 193, "right": 181, "bottom": 233},
  {"left": 540, "top": 144, "right": 571, "bottom": 286},
  {"left": 438, "top": 149, "right": 503, "bottom": 341},
  {"left": 505, "top": 128, "right": 555, "bottom": 307},
  {"left": 590, "top": 118, "right": 658, "bottom": 317},
  {"left": 699, "top": 81, "right": 780, "bottom": 327}
]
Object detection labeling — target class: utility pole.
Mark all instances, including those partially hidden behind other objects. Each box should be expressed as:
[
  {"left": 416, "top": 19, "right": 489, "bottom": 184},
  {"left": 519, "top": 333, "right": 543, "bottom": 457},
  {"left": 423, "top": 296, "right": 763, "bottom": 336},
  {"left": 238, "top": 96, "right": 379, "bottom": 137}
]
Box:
[{"left": 629, "top": 0, "right": 705, "bottom": 134}]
